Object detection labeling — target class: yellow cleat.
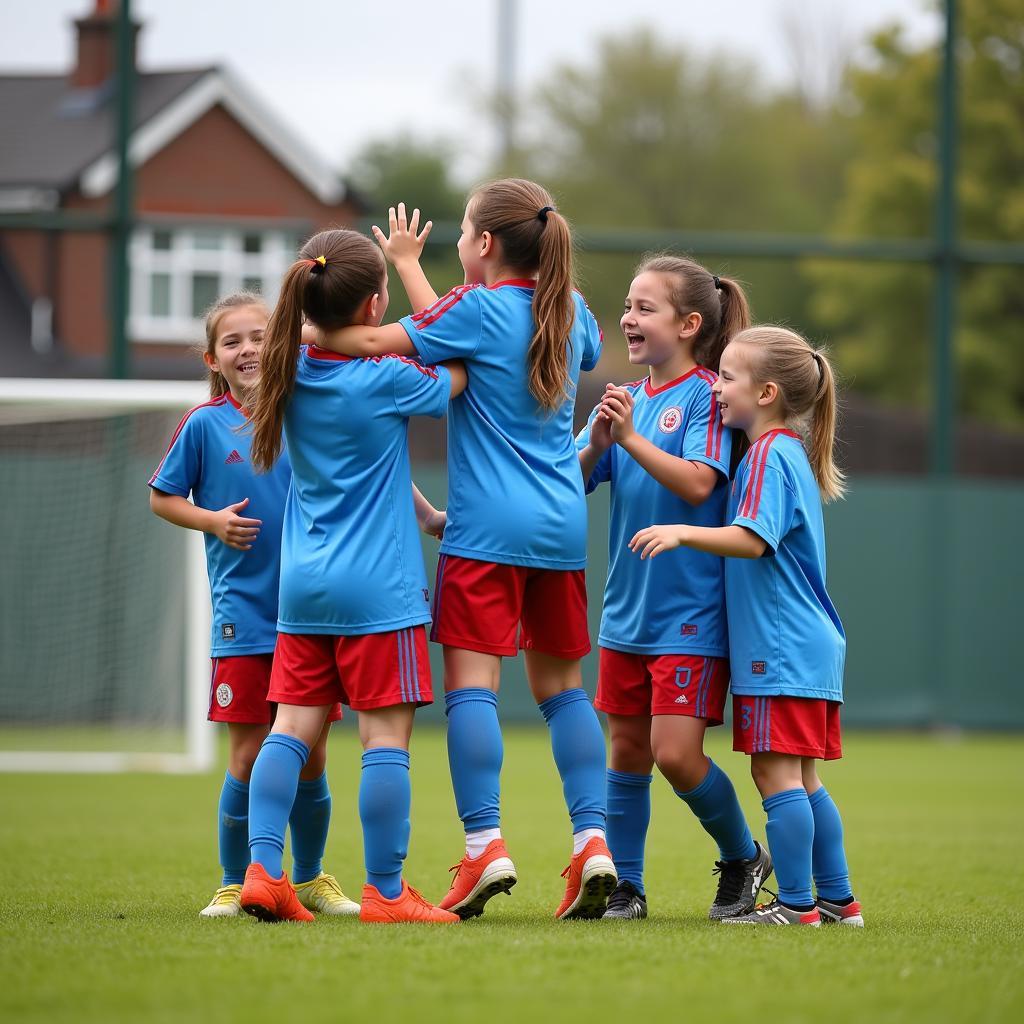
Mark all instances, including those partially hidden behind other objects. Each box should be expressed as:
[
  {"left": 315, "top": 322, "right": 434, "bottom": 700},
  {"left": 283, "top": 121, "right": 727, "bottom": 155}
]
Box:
[
  {"left": 293, "top": 872, "right": 360, "bottom": 916},
  {"left": 199, "top": 883, "right": 242, "bottom": 918}
]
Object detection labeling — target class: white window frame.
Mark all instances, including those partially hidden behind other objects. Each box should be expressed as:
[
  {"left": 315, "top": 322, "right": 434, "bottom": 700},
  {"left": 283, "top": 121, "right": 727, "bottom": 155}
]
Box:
[{"left": 129, "top": 225, "right": 303, "bottom": 344}]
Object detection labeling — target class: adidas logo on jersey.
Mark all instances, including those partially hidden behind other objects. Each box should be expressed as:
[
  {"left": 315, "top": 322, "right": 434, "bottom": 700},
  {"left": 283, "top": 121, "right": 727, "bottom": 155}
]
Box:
[
  {"left": 675, "top": 694, "right": 689, "bottom": 704},
  {"left": 225, "top": 450, "right": 244, "bottom": 464}
]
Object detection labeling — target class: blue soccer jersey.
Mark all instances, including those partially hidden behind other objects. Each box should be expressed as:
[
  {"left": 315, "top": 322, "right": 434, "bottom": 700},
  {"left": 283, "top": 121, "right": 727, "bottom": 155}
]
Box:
[
  {"left": 148, "top": 392, "right": 289, "bottom": 657},
  {"left": 726, "top": 428, "right": 846, "bottom": 701},
  {"left": 399, "top": 280, "right": 602, "bottom": 570},
  {"left": 577, "top": 368, "right": 732, "bottom": 656},
  {"left": 276, "top": 346, "right": 451, "bottom": 635}
]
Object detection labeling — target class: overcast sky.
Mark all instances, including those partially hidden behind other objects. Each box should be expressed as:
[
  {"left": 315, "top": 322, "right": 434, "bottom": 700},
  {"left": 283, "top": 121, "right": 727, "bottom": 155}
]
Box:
[{"left": 1, "top": 0, "right": 940, "bottom": 181}]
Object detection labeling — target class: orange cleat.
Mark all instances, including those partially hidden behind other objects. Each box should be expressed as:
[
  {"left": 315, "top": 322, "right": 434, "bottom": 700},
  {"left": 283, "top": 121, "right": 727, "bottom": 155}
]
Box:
[
  {"left": 555, "top": 835, "right": 617, "bottom": 920},
  {"left": 439, "top": 839, "right": 518, "bottom": 919},
  {"left": 359, "top": 881, "right": 460, "bottom": 924},
  {"left": 240, "top": 862, "right": 314, "bottom": 923}
]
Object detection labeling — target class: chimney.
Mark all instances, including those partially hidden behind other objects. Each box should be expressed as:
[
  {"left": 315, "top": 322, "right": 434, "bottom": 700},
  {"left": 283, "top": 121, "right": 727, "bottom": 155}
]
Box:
[{"left": 71, "top": 0, "right": 141, "bottom": 90}]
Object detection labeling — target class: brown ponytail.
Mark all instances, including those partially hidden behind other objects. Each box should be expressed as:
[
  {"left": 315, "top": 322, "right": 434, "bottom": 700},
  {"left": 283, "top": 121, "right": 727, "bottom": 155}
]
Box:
[
  {"left": 635, "top": 255, "right": 751, "bottom": 372},
  {"left": 201, "top": 291, "right": 268, "bottom": 398},
  {"left": 468, "top": 178, "right": 575, "bottom": 410},
  {"left": 249, "top": 229, "right": 385, "bottom": 472},
  {"left": 733, "top": 326, "right": 846, "bottom": 502}
]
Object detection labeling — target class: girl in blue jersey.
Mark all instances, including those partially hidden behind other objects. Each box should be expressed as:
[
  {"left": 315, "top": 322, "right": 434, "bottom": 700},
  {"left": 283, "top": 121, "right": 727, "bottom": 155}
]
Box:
[
  {"left": 577, "top": 256, "right": 771, "bottom": 921},
  {"left": 316, "top": 184, "right": 615, "bottom": 920},
  {"left": 241, "top": 228, "right": 466, "bottom": 924},
  {"left": 149, "top": 293, "right": 350, "bottom": 919},
  {"left": 631, "top": 325, "right": 862, "bottom": 927}
]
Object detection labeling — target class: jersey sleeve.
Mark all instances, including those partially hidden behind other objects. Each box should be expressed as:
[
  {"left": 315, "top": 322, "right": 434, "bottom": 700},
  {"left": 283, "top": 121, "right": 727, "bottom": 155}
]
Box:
[
  {"left": 731, "top": 453, "right": 795, "bottom": 553},
  {"left": 682, "top": 385, "right": 730, "bottom": 477},
  {"left": 148, "top": 409, "right": 203, "bottom": 497},
  {"left": 575, "top": 405, "right": 612, "bottom": 493},
  {"left": 391, "top": 357, "right": 452, "bottom": 419},
  {"left": 577, "top": 294, "right": 603, "bottom": 372},
  {"left": 399, "top": 285, "right": 483, "bottom": 364}
]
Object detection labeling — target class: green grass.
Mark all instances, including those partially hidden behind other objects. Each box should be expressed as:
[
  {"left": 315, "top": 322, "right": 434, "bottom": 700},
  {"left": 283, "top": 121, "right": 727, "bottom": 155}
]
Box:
[{"left": 1, "top": 728, "right": 1021, "bottom": 1024}]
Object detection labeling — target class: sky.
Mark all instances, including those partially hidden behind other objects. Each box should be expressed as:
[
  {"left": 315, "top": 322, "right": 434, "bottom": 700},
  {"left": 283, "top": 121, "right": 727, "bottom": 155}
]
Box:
[{"left": 0, "top": 0, "right": 940, "bottom": 181}]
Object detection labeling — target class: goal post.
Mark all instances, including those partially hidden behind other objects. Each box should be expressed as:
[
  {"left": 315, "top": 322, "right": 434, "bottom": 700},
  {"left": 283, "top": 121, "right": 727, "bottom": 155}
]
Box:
[{"left": 0, "top": 378, "right": 216, "bottom": 773}]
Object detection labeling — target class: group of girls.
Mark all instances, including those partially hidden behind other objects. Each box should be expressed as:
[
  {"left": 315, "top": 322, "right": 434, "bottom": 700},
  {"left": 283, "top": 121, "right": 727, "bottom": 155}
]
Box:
[{"left": 149, "top": 176, "right": 861, "bottom": 927}]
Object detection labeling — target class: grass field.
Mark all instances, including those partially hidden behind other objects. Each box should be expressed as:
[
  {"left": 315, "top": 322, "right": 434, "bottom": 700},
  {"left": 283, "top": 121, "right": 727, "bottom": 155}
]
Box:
[{"left": 1, "top": 727, "right": 1021, "bottom": 1024}]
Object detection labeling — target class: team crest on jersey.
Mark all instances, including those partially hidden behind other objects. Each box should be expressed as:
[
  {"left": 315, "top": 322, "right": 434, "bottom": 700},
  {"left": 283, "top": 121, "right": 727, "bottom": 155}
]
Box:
[
  {"left": 751, "top": 661, "right": 767, "bottom": 675},
  {"left": 658, "top": 406, "right": 683, "bottom": 433},
  {"left": 216, "top": 683, "right": 234, "bottom": 708},
  {"left": 221, "top": 624, "right": 236, "bottom": 641},
  {"left": 680, "top": 623, "right": 698, "bottom": 637}
]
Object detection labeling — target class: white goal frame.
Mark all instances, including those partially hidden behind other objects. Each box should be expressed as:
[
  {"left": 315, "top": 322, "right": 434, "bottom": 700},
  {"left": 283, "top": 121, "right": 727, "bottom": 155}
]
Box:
[{"left": 0, "top": 378, "right": 215, "bottom": 773}]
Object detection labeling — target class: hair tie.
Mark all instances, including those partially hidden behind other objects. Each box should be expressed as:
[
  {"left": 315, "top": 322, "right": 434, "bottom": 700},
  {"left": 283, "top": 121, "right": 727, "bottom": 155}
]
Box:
[
  {"left": 537, "top": 205, "right": 555, "bottom": 224},
  {"left": 303, "top": 255, "right": 327, "bottom": 274},
  {"left": 712, "top": 275, "right": 721, "bottom": 291},
  {"left": 812, "top": 351, "right": 826, "bottom": 395}
]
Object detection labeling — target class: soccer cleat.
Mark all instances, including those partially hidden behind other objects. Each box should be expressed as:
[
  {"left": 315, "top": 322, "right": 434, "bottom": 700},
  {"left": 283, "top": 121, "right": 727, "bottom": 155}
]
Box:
[
  {"left": 240, "top": 862, "right": 314, "bottom": 923},
  {"left": 293, "top": 872, "right": 360, "bottom": 916},
  {"left": 199, "top": 883, "right": 242, "bottom": 918},
  {"left": 720, "top": 899, "right": 821, "bottom": 926},
  {"left": 708, "top": 840, "right": 774, "bottom": 920},
  {"left": 439, "top": 839, "right": 518, "bottom": 919},
  {"left": 359, "top": 881, "right": 460, "bottom": 924},
  {"left": 555, "top": 836, "right": 617, "bottom": 920},
  {"left": 601, "top": 879, "right": 648, "bottom": 920},
  {"left": 816, "top": 897, "right": 864, "bottom": 927}
]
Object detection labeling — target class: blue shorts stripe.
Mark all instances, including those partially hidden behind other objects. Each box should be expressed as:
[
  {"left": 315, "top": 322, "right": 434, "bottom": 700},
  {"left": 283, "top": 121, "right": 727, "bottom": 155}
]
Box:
[
  {"left": 763, "top": 698, "right": 771, "bottom": 751},
  {"left": 755, "top": 697, "right": 765, "bottom": 752},
  {"left": 396, "top": 631, "right": 409, "bottom": 704},
  {"left": 408, "top": 629, "right": 421, "bottom": 702}
]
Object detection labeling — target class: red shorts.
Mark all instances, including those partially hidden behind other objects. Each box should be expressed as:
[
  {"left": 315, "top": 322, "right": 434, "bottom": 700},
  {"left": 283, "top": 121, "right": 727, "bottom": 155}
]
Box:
[
  {"left": 430, "top": 554, "right": 590, "bottom": 659},
  {"left": 269, "top": 627, "right": 433, "bottom": 711},
  {"left": 595, "top": 649, "right": 729, "bottom": 723},
  {"left": 209, "top": 655, "right": 342, "bottom": 724},
  {"left": 732, "top": 695, "right": 842, "bottom": 760}
]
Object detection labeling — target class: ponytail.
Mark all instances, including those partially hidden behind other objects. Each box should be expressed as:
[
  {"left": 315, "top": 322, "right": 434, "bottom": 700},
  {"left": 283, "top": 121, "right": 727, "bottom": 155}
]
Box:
[
  {"left": 468, "top": 178, "right": 575, "bottom": 411},
  {"left": 248, "top": 228, "right": 386, "bottom": 473},
  {"left": 732, "top": 326, "right": 846, "bottom": 502},
  {"left": 248, "top": 263, "right": 307, "bottom": 472},
  {"left": 635, "top": 255, "right": 751, "bottom": 372},
  {"left": 807, "top": 350, "right": 845, "bottom": 503}
]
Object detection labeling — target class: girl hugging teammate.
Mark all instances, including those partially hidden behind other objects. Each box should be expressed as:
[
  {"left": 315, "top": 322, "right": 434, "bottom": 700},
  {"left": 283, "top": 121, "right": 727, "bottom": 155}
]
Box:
[{"left": 577, "top": 256, "right": 771, "bottom": 920}]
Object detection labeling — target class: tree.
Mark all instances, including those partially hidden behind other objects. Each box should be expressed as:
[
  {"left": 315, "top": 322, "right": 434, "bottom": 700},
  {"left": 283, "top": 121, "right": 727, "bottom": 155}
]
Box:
[{"left": 807, "top": 0, "right": 1024, "bottom": 425}]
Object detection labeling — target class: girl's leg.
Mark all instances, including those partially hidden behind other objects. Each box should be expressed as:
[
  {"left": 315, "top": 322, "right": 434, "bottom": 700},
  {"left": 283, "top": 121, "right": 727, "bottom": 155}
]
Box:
[
  {"left": 803, "top": 758, "right": 855, "bottom": 905},
  {"left": 216, "top": 723, "right": 268, "bottom": 886},
  {"left": 248, "top": 705, "right": 331, "bottom": 879},
  {"left": 443, "top": 647, "right": 504, "bottom": 855},
  {"left": 653, "top": 716, "right": 758, "bottom": 863},
  {"left": 289, "top": 719, "right": 333, "bottom": 885},
  {"left": 357, "top": 704, "right": 415, "bottom": 899},
  {"left": 751, "top": 752, "right": 815, "bottom": 910},
  {"left": 605, "top": 714, "right": 654, "bottom": 894},
  {"left": 527, "top": 650, "right": 607, "bottom": 846}
]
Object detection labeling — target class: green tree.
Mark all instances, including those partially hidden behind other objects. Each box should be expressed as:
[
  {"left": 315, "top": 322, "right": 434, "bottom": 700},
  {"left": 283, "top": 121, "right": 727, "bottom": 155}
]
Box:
[{"left": 808, "top": 0, "right": 1024, "bottom": 425}]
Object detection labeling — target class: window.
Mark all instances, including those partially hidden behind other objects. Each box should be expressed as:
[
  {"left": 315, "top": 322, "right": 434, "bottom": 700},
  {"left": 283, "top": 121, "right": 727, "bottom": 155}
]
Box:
[{"left": 129, "top": 226, "right": 304, "bottom": 342}]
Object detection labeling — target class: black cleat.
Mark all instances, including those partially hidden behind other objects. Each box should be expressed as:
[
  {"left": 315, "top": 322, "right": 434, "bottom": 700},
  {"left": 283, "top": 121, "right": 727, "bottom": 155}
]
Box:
[
  {"left": 708, "top": 840, "right": 773, "bottom": 920},
  {"left": 601, "top": 880, "right": 648, "bottom": 920}
]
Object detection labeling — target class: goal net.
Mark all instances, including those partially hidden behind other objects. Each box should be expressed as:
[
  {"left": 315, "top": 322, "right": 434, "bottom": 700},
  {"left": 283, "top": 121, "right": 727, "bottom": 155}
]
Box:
[{"left": 0, "top": 378, "right": 215, "bottom": 773}]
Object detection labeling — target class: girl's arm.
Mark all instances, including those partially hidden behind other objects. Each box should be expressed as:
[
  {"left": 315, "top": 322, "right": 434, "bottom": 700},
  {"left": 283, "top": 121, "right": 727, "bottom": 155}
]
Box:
[
  {"left": 149, "top": 490, "right": 262, "bottom": 552},
  {"left": 601, "top": 387, "right": 718, "bottom": 505},
  {"left": 373, "top": 203, "right": 438, "bottom": 312},
  {"left": 443, "top": 360, "right": 468, "bottom": 397},
  {"left": 412, "top": 483, "right": 446, "bottom": 540},
  {"left": 318, "top": 321, "right": 416, "bottom": 358},
  {"left": 629, "top": 523, "right": 767, "bottom": 561}
]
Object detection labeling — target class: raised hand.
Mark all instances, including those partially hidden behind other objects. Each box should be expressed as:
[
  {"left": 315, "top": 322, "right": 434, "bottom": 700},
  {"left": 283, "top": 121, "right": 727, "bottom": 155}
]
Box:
[
  {"left": 371, "top": 202, "right": 433, "bottom": 268},
  {"left": 210, "top": 497, "right": 262, "bottom": 551}
]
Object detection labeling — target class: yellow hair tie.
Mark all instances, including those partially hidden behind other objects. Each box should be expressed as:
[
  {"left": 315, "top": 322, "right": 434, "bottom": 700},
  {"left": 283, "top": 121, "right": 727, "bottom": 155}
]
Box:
[{"left": 315, "top": 255, "right": 327, "bottom": 266}]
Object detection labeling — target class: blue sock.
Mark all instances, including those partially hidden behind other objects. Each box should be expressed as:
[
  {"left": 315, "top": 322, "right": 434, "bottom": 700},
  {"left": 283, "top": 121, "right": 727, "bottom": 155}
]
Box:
[
  {"left": 360, "top": 747, "right": 410, "bottom": 900},
  {"left": 763, "top": 788, "right": 815, "bottom": 908},
  {"left": 808, "top": 786, "right": 853, "bottom": 901},
  {"left": 674, "top": 760, "right": 758, "bottom": 863},
  {"left": 248, "top": 733, "right": 309, "bottom": 879},
  {"left": 289, "top": 771, "right": 332, "bottom": 885},
  {"left": 538, "top": 689, "right": 607, "bottom": 832},
  {"left": 217, "top": 771, "right": 250, "bottom": 886},
  {"left": 606, "top": 769, "right": 652, "bottom": 892},
  {"left": 445, "top": 688, "right": 502, "bottom": 831}
]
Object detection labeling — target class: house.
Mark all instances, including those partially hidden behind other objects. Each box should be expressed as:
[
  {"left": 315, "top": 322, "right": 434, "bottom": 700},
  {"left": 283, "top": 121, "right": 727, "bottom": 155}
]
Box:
[{"left": 0, "top": 0, "right": 364, "bottom": 379}]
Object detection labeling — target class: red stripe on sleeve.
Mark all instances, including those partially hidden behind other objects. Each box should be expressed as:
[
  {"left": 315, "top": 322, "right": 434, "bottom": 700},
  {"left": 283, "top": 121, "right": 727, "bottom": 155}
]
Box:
[
  {"left": 411, "top": 285, "right": 475, "bottom": 330},
  {"left": 148, "top": 396, "right": 227, "bottom": 486},
  {"left": 738, "top": 436, "right": 768, "bottom": 519}
]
